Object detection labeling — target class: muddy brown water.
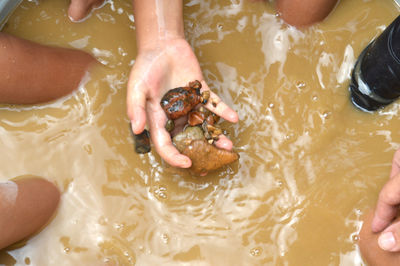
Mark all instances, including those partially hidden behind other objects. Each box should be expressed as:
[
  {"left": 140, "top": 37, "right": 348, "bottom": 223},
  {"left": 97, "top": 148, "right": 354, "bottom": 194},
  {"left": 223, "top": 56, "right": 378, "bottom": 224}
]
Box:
[{"left": 0, "top": 0, "right": 399, "bottom": 265}]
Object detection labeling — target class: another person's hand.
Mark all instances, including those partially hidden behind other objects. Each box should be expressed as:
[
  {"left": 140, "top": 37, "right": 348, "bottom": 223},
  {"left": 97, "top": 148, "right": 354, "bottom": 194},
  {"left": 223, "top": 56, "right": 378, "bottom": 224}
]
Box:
[
  {"left": 68, "top": 0, "right": 105, "bottom": 22},
  {"left": 359, "top": 211, "right": 400, "bottom": 266},
  {"left": 371, "top": 149, "right": 400, "bottom": 251},
  {"left": 126, "top": 38, "right": 238, "bottom": 168}
]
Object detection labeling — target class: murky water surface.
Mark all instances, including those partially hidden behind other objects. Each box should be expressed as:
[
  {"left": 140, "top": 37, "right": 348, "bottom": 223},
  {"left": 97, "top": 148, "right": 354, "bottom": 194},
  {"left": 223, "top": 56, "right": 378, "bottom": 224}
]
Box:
[{"left": 0, "top": 0, "right": 399, "bottom": 265}]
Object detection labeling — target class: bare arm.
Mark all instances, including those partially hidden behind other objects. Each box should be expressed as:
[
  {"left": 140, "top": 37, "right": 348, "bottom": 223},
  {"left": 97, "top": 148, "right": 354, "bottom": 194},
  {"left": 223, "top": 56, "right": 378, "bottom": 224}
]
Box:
[
  {"left": 132, "top": 0, "right": 184, "bottom": 53},
  {"left": 127, "top": 0, "right": 238, "bottom": 168},
  {"left": 0, "top": 33, "right": 96, "bottom": 104}
]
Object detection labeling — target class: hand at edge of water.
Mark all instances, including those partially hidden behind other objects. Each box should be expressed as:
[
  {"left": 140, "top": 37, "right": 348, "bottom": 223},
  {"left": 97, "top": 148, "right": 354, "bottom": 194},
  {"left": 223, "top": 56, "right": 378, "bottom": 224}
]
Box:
[
  {"left": 126, "top": 38, "right": 238, "bottom": 168},
  {"left": 359, "top": 210, "right": 400, "bottom": 266},
  {"left": 372, "top": 149, "right": 400, "bottom": 252}
]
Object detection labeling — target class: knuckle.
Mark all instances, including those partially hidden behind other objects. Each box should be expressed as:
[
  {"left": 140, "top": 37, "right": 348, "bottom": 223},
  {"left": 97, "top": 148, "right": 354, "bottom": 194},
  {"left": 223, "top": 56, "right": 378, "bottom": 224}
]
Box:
[{"left": 379, "top": 187, "right": 400, "bottom": 205}]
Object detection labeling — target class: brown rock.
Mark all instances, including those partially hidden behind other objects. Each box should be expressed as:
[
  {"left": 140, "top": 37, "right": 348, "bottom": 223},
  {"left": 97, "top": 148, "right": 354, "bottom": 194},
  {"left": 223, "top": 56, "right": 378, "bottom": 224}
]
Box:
[
  {"left": 173, "top": 126, "right": 239, "bottom": 175},
  {"left": 188, "top": 111, "right": 206, "bottom": 126}
]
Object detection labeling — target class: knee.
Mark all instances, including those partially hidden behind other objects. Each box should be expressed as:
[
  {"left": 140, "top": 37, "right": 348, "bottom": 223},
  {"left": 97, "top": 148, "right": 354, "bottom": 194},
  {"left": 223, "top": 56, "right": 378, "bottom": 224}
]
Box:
[{"left": 276, "top": 0, "right": 338, "bottom": 27}]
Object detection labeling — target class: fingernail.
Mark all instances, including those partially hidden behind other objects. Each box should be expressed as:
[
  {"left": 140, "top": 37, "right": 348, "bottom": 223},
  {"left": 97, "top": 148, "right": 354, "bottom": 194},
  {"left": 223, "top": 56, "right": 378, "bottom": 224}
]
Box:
[
  {"left": 180, "top": 157, "right": 191, "bottom": 168},
  {"left": 378, "top": 232, "right": 396, "bottom": 251},
  {"left": 131, "top": 119, "right": 139, "bottom": 132},
  {"left": 218, "top": 140, "right": 232, "bottom": 151},
  {"left": 229, "top": 112, "right": 239, "bottom": 123}
]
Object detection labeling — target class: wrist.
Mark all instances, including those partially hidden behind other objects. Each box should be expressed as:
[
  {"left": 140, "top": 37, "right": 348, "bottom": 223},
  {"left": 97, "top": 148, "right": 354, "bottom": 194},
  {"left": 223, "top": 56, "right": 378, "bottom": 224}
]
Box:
[{"left": 137, "top": 35, "right": 186, "bottom": 54}]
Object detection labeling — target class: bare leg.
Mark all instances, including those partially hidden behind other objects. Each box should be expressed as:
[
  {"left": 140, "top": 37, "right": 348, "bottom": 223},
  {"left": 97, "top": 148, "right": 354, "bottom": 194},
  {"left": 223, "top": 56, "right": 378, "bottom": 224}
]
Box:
[
  {"left": 0, "top": 177, "right": 60, "bottom": 250},
  {"left": 0, "top": 32, "right": 96, "bottom": 104},
  {"left": 276, "top": 0, "right": 339, "bottom": 27},
  {"left": 359, "top": 210, "right": 400, "bottom": 266}
]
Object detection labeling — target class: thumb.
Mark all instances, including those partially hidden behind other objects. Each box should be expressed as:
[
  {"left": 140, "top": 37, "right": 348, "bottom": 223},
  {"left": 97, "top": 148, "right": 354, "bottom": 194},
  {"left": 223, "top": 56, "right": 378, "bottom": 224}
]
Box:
[{"left": 127, "top": 80, "right": 147, "bottom": 134}]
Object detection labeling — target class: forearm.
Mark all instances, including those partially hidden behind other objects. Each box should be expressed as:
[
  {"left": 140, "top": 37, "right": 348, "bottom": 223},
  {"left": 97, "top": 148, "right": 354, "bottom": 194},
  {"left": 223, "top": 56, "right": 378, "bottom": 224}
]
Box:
[
  {"left": 132, "top": 0, "right": 185, "bottom": 52},
  {"left": 0, "top": 33, "right": 95, "bottom": 104}
]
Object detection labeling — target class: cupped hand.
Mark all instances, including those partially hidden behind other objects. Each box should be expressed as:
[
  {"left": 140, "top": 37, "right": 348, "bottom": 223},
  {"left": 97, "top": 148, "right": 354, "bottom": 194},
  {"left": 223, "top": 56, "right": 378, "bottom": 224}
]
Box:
[
  {"left": 68, "top": 0, "right": 105, "bottom": 22},
  {"left": 372, "top": 149, "right": 400, "bottom": 251},
  {"left": 126, "top": 38, "right": 238, "bottom": 168}
]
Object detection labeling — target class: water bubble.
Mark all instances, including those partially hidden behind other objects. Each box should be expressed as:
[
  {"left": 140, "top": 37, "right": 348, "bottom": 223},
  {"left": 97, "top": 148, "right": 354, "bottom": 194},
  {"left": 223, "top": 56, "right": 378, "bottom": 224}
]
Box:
[
  {"left": 285, "top": 133, "right": 294, "bottom": 140},
  {"left": 114, "top": 223, "right": 124, "bottom": 231},
  {"left": 296, "top": 81, "right": 306, "bottom": 90},
  {"left": 268, "top": 103, "right": 275, "bottom": 109},
  {"left": 322, "top": 111, "right": 331, "bottom": 119},
  {"left": 64, "top": 247, "right": 70, "bottom": 254},
  {"left": 155, "top": 186, "right": 167, "bottom": 199},
  {"left": 161, "top": 233, "right": 169, "bottom": 244},
  {"left": 217, "top": 24, "right": 223, "bottom": 30},
  {"left": 352, "top": 234, "right": 360, "bottom": 242},
  {"left": 250, "top": 248, "right": 261, "bottom": 256}
]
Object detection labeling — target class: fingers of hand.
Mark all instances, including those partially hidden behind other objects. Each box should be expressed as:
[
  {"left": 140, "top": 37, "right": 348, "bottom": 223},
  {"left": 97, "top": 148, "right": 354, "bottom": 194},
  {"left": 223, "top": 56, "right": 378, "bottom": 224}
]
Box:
[
  {"left": 378, "top": 220, "right": 400, "bottom": 252},
  {"left": 200, "top": 83, "right": 238, "bottom": 123},
  {"left": 214, "top": 135, "right": 233, "bottom": 151},
  {"left": 390, "top": 149, "right": 400, "bottom": 178},
  {"left": 372, "top": 174, "right": 400, "bottom": 233},
  {"left": 148, "top": 106, "right": 192, "bottom": 168},
  {"left": 127, "top": 81, "right": 147, "bottom": 134}
]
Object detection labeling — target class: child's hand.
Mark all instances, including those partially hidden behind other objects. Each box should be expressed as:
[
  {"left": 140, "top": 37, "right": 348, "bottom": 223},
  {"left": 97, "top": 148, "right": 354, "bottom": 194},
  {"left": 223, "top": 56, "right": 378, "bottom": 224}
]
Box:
[
  {"left": 372, "top": 149, "right": 400, "bottom": 251},
  {"left": 68, "top": 0, "right": 105, "bottom": 22},
  {"left": 359, "top": 211, "right": 400, "bottom": 265},
  {"left": 126, "top": 38, "right": 238, "bottom": 168}
]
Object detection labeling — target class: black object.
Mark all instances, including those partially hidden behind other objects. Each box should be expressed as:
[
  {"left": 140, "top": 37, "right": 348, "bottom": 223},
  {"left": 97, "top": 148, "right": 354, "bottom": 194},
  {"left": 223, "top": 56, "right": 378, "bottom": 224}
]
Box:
[
  {"left": 130, "top": 124, "right": 151, "bottom": 154},
  {"left": 349, "top": 15, "right": 400, "bottom": 111}
]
